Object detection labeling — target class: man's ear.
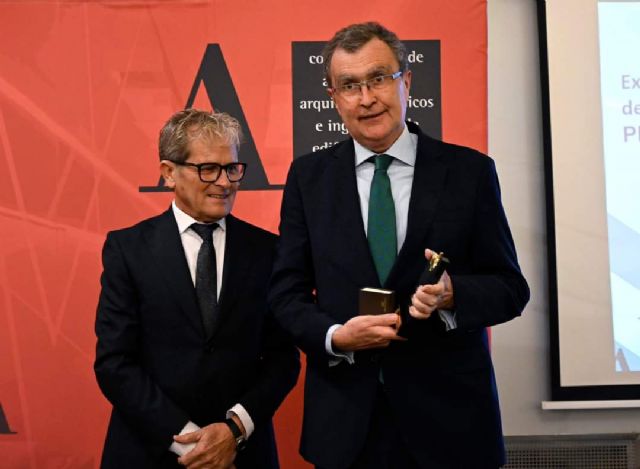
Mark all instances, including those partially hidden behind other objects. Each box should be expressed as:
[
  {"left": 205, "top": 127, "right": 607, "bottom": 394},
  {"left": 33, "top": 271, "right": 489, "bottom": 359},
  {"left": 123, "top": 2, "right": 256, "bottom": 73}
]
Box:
[
  {"left": 403, "top": 69, "right": 412, "bottom": 95},
  {"left": 327, "top": 87, "right": 343, "bottom": 116},
  {"left": 159, "top": 160, "right": 176, "bottom": 189}
]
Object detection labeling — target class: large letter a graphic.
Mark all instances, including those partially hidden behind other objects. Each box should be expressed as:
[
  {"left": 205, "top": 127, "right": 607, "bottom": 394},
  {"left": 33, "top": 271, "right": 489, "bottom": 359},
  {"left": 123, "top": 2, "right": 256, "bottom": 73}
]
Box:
[
  {"left": 0, "top": 403, "right": 16, "bottom": 434},
  {"left": 140, "top": 44, "right": 282, "bottom": 192}
]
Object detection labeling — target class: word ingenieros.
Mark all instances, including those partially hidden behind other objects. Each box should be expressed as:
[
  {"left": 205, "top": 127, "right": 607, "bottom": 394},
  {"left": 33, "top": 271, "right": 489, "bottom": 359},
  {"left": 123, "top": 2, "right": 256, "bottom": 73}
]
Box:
[
  {"left": 315, "top": 119, "right": 348, "bottom": 134},
  {"left": 311, "top": 117, "right": 423, "bottom": 139}
]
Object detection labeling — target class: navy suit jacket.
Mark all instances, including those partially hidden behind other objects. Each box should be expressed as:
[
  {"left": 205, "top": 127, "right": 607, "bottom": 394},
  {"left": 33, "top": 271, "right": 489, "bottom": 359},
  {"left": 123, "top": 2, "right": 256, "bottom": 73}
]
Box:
[
  {"left": 95, "top": 210, "right": 299, "bottom": 468},
  {"left": 269, "top": 122, "right": 529, "bottom": 468}
]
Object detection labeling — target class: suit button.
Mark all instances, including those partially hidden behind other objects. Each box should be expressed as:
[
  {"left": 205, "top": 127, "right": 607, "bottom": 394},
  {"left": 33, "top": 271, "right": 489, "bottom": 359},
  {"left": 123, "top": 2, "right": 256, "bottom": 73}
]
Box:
[{"left": 205, "top": 345, "right": 214, "bottom": 353}]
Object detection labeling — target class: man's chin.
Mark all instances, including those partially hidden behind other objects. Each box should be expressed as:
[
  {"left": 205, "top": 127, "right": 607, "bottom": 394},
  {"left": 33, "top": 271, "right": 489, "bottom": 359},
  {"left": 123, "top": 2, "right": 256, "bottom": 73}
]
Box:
[
  {"left": 359, "top": 132, "right": 395, "bottom": 152},
  {"left": 198, "top": 208, "right": 231, "bottom": 223}
]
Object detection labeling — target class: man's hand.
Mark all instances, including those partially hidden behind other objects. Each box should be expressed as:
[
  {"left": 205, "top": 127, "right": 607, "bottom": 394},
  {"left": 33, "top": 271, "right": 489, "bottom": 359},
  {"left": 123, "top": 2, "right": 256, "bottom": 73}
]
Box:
[
  {"left": 175, "top": 422, "right": 237, "bottom": 469},
  {"left": 332, "top": 313, "right": 405, "bottom": 352},
  {"left": 410, "top": 249, "right": 454, "bottom": 320}
]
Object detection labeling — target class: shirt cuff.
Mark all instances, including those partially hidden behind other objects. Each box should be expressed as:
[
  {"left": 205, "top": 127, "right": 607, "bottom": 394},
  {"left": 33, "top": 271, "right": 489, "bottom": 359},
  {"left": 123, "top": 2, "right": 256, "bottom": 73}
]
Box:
[
  {"left": 169, "top": 421, "right": 200, "bottom": 456},
  {"left": 227, "top": 404, "right": 254, "bottom": 439},
  {"left": 326, "top": 324, "right": 355, "bottom": 366},
  {"left": 438, "top": 309, "right": 457, "bottom": 331}
]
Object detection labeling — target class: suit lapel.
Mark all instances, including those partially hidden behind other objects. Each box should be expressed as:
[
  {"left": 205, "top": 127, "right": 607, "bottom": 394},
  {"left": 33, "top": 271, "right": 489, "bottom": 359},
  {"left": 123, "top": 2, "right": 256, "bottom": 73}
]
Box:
[
  {"left": 328, "top": 141, "right": 380, "bottom": 288},
  {"left": 144, "top": 208, "right": 204, "bottom": 337},
  {"left": 212, "top": 214, "right": 246, "bottom": 337},
  {"left": 388, "top": 128, "right": 448, "bottom": 286}
]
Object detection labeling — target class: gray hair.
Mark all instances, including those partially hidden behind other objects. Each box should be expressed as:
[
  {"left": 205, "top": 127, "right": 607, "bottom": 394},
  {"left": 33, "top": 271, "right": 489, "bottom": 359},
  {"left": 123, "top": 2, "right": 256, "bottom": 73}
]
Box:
[
  {"left": 322, "top": 22, "right": 408, "bottom": 87},
  {"left": 159, "top": 109, "right": 242, "bottom": 162}
]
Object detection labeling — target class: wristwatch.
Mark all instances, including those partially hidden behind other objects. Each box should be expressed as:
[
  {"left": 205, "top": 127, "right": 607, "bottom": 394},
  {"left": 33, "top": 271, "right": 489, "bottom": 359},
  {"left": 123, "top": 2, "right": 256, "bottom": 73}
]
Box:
[{"left": 224, "top": 418, "right": 246, "bottom": 450}]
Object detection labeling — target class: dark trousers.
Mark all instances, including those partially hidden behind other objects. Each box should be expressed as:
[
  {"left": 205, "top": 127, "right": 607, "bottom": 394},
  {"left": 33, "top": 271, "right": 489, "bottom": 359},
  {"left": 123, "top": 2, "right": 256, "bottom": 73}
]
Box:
[{"left": 317, "top": 385, "right": 420, "bottom": 469}]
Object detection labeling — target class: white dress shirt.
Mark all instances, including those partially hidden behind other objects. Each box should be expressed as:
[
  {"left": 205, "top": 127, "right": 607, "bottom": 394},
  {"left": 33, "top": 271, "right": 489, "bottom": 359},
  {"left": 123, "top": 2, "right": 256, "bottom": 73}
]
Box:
[{"left": 169, "top": 201, "right": 254, "bottom": 456}]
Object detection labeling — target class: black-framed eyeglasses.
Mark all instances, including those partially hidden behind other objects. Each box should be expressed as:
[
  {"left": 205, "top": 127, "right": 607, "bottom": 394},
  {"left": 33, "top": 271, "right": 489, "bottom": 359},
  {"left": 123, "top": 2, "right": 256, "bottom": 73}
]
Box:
[
  {"left": 173, "top": 161, "right": 247, "bottom": 183},
  {"left": 331, "top": 70, "right": 403, "bottom": 98}
]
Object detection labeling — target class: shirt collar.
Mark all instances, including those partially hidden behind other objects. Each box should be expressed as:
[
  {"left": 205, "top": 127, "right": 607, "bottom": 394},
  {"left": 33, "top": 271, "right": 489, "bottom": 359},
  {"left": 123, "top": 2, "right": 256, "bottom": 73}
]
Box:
[
  {"left": 353, "top": 124, "right": 417, "bottom": 167},
  {"left": 171, "top": 200, "right": 227, "bottom": 234}
]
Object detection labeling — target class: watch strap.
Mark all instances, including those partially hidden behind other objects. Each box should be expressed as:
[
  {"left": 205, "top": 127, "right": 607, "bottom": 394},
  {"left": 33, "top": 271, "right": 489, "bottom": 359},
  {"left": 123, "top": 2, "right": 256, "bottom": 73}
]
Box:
[{"left": 224, "top": 418, "right": 246, "bottom": 450}]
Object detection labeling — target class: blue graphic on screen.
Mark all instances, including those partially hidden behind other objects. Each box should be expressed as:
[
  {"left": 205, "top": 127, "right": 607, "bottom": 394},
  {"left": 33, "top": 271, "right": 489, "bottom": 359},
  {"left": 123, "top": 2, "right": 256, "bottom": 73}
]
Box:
[{"left": 598, "top": 2, "right": 640, "bottom": 372}]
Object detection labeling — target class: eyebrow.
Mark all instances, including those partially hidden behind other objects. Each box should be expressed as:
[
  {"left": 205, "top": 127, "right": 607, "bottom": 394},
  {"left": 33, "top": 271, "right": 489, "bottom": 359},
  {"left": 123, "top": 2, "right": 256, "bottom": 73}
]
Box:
[{"left": 335, "top": 66, "right": 392, "bottom": 84}]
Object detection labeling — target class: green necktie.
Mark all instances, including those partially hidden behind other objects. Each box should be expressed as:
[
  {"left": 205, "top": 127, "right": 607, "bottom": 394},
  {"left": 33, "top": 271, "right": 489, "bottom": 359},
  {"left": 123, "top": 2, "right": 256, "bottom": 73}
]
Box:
[{"left": 367, "top": 154, "right": 397, "bottom": 285}]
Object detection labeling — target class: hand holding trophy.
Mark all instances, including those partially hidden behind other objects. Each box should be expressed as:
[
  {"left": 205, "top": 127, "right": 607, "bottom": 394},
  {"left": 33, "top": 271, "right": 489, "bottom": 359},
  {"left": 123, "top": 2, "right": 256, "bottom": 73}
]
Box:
[{"left": 397, "top": 250, "right": 451, "bottom": 337}]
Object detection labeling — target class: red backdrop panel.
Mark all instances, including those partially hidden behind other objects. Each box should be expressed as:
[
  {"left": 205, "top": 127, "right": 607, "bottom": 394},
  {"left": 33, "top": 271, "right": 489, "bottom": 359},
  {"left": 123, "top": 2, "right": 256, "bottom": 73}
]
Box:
[{"left": 0, "top": 1, "right": 486, "bottom": 467}]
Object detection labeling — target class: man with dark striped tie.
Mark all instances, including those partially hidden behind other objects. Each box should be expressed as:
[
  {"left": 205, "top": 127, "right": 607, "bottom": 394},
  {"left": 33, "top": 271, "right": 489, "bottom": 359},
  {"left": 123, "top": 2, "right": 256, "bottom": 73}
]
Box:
[{"left": 95, "top": 109, "right": 299, "bottom": 469}]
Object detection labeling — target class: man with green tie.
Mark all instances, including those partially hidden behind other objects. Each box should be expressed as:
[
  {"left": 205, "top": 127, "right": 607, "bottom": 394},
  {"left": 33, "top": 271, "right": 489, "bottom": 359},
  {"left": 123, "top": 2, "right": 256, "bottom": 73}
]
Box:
[{"left": 269, "top": 22, "right": 529, "bottom": 469}]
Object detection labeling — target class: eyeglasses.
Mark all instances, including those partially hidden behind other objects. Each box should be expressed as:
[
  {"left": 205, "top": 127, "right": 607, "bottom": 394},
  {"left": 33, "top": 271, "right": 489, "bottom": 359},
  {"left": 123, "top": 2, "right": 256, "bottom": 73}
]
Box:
[
  {"left": 331, "top": 71, "right": 403, "bottom": 99},
  {"left": 173, "top": 161, "right": 247, "bottom": 183}
]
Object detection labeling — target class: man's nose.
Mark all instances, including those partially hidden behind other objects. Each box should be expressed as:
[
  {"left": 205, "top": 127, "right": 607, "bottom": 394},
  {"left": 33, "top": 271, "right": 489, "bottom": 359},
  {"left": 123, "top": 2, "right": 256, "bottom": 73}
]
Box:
[
  {"left": 359, "top": 84, "right": 377, "bottom": 106},
  {"left": 214, "top": 169, "right": 232, "bottom": 187}
]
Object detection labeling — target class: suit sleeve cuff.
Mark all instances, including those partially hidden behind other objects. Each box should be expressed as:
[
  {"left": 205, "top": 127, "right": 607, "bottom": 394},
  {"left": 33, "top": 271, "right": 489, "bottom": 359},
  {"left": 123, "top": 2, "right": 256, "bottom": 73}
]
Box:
[
  {"left": 438, "top": 309, "right": 457, "bottom": 331},
  {"left": 169, "top": 421, "right": 200, "bottom": 456},
  {"left": 227, "top": 404, "right": 254, "bottom": 439},
  {"left": 326, "top": 324, "right": 355, "bottom": 366}
]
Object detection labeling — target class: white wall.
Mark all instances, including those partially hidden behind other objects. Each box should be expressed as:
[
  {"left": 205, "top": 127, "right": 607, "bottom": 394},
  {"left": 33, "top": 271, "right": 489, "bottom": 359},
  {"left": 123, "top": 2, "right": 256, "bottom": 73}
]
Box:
[{"left": 487, "top": 0, "right": 640, "bottom": 435}]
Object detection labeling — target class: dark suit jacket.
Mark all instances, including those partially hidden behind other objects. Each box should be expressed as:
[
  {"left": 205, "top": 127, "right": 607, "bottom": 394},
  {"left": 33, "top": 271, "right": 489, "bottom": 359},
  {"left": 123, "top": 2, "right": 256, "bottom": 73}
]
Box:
[
  {"left": 269, "top": 122, "right": 529, "bottom": 469},
  {"left": 95, "top": 210, "right": 299, "bottom": 468}
]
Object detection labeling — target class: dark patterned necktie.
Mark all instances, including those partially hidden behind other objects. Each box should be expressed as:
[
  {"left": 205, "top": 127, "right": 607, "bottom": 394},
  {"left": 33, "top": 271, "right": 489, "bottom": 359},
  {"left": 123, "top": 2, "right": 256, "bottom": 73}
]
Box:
[
  {"left": 367, "top": 154, "right": 397, "bottom": 285},
  {"left": 190, "top": 223, "right": 219, "bottom": 337}
]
